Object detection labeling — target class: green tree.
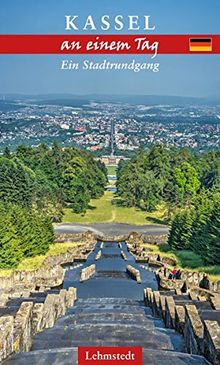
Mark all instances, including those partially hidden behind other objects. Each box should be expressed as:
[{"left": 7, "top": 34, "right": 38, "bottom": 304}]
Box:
[
  {"left": 168, "top": 209, "right": 195, "bottom": 250},
  {"left": 189, "top": 191, "right": 213, "bottom": 255},
  {"left": 199, "top": 196, "right": 220, "bottom": 264},
  {"left": 0, "top": 205, "right": 24, "bottom": 268},
  {"left": 174, "top": 162, "right": 200, "bottom": 205},
  {"left": 0, "top": 158, "right": 35, "bottom": 207}
]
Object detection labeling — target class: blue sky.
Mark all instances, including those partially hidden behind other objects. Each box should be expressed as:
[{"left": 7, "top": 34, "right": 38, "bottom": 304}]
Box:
[{"left": 0, "top": 0, "right": 220, "bottom": 97}]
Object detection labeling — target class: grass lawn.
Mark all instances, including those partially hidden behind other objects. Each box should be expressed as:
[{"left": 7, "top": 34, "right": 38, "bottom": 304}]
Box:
[
  {"left": 107, "top": 165, "right": 117, "bottom": 175},
  {"left": 0, "top": 242, "right": 84, "bottom": 277},
  {"left": 142, "top": 243, "right": 220, "bottom": 281},
  {"left": 63, "top": 191, "right": 167, "bottom": 225}
]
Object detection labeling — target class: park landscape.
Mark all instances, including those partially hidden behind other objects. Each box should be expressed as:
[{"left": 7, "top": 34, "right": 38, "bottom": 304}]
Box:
[
  {"left": 1, "top": 143, "right": 219, "bottom": 279},
  {"left": 0, "top": 142, "right": 219, "bottom": 365}
]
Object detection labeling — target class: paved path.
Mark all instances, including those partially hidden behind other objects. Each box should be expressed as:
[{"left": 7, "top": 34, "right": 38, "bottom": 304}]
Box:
[{"left": 55, "top": 222, "right": 169, "bottom": 236}]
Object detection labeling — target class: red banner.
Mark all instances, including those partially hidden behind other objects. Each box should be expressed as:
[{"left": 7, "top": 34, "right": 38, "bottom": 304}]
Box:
[
  {"left": 78, "top": 347, "right": 142, "bottom": 365},
  {"left": 0, "top": 34, "right": 220, "bottom": 54}
]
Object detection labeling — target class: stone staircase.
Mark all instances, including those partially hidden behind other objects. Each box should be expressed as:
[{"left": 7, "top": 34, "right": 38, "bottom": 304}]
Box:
[
  {"left": 145, "top": 288, "right": 220, "bottom": 364},
  {"left": 1, "top": 241, "right": 213, "bottom": 364},
  {"left": 3, "top": 296, "right": 210, "bottom": 365}
]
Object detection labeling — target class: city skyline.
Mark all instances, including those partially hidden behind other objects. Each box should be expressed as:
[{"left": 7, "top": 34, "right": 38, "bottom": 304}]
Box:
[{"left": 1, "top": 99, "right": 219, "bottom": 153}]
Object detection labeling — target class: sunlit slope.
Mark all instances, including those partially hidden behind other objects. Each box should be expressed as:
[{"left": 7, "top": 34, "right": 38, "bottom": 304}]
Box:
[{"left": 63, "top": 191, "right": 167, "bottom": 225}]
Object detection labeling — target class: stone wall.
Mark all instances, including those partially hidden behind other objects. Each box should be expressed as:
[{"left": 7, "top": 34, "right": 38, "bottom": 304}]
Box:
[
  {"left": 126, "top": 232, "right": 144, "bottom": 247},
  {"left": 144, "top": 287, "right": 220, "bottom": 365},
  {"left": 204, "top": 320, "right": 220, "bottom": 365},
  {"left": 96, "top": 234, "right": 129, "bottom": 242},
  {"left": 121, "top": 251, "right": 127, "bottom": 261},
  {"left": 55, "top": 230, "right": 96, "bottom": 243},
  {"left": 80, "top": 264, "right": 96, "bottom": 282},
  {"left": 129, "top": 246, "right": 177, "bottom": 266},
  {"left": 184, "top": 304, "right": 204, "bottom": 354},
  {"left": 0, "top": 265, "right": 65, "bottom": 294},
  {"left": 126, "top": 231, "right": 168, "bottom": 246},
  {"left": 0, "top": 236, "right": 96, "bottom": 296},
  {"left": 157, "top": 267, "right": 220, "bottom": 294},
  {"left": 0, "top": 316, "right": 14, "bottom": 362},
  {"left": 13, "top": 302, "right": 33, "bottom": 353},
  {"left": 95, "top": 250, "right": 102, "bottom": 260},
  {"left": 126, "top": 265, "right": 141, "bottom": 284},
  {"left": 142, "top": 234, "right": 168, "bottom": 244},
  {"left": 0, "top": 287, "right": 77, "bottom": 363},
  {"left": 128, "top": 241, "right": 220, "bottom": 294}
]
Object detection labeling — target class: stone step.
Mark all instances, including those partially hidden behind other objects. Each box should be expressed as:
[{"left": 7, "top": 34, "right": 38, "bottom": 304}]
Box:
[
  {"left": 31, "top": 325, "right": 184, "bottom": 352},
  {"left": 76, "top": 297, "right": 144, "bottom": 305},
  {"left": 54, "top": 322, "right": 162, "bottom": 331},
  {"left": 67, "top": 305, "right": 152, "bottom": 315},
  {"left": 0, "top": 305, "right": 20, "bottom": 317},
  {"left": 174, "top": 299, "right": 212, "bottom": 311},
  {"left": 196, "top": 301, "right": 213, "bottom": 311},
  {"left": 72, "top": 298, "right": 148, "bottom": 311},
  {"left": 30, "top": 292, "right": 48, "bottom": 298},
  {"left": 4, "top": 348, "right": 211, "bottom": 365},
  {"left": 160, "top": 291, "right": 176, "bottom": 296},
  {"left": 171, "top": 294, "right": 189, "bottom": 300},
  {"left": 47, "top": 289, "right": 65, "bottom": 295},
  {"left": 200, "top": 309, "right": 220, "bottom": 324},
  {"left": 56, "top": 312, "right": 165, "bottom": 327},
  {"left": 7, "top": 297, "right": 46, "bottom": 307}
]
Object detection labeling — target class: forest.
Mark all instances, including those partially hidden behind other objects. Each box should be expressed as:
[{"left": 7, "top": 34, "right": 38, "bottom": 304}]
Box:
[
  {"left": 0, "top": 143, "right": 107, "bottom": 268},
  {"left": 117, "top": 145, "right": 220, "bottom": 264}
]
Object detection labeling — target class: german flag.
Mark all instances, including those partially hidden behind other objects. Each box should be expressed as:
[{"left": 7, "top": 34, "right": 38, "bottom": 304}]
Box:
[{"left": 189, "top": 38, "right": 212, "bottom": 52}]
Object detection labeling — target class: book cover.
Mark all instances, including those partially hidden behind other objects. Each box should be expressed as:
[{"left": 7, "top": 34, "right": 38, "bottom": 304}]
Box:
[{"left": 0, "top": 1, "right": 219, "bottom": 365}]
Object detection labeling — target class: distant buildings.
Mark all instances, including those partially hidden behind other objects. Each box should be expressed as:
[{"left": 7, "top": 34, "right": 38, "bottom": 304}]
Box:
[
  {"left": 0, "top": 100, "right": 219, "bottom": 153},
  {"left": 95, "top": 156, "right": 128, "bottom": 165}
]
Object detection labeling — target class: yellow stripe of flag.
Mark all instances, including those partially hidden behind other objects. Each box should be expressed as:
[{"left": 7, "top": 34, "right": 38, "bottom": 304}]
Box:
[{"left": 190, "top": 46, "right": 212, "bottom": 52}]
